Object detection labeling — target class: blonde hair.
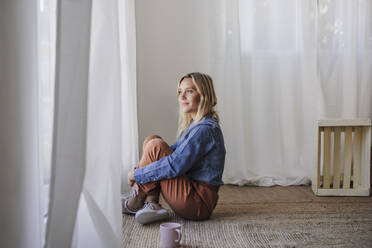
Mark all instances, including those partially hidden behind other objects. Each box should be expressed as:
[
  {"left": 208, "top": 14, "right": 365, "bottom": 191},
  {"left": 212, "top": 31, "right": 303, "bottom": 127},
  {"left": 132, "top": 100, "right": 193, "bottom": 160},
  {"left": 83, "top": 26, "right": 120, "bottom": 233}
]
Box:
[{"left": 177, "top": 72, "right": 220, "bottom": 137}]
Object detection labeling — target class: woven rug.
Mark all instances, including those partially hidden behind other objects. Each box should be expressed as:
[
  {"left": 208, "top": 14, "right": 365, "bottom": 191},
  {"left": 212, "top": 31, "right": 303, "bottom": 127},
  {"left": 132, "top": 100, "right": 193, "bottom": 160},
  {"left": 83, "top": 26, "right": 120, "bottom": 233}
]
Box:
[{"left": 122, "top": 185, "right": 372, "bottom": 248}]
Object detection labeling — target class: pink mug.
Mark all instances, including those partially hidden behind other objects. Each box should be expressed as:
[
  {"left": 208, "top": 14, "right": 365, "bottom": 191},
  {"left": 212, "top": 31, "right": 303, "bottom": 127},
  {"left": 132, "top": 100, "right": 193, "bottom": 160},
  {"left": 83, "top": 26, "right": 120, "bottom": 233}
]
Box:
[{"left": 160, "top": 222, "right": 182, "bottom": 248}]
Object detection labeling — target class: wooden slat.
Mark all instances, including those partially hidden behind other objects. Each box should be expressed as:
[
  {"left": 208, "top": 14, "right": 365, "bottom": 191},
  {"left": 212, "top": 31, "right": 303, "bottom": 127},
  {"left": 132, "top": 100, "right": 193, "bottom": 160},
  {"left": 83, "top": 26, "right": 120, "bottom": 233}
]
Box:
[
  {"left": 333, "top": 127, "right": 341, "bottom": 188},
  {"left": 318, "top": 119, "right": 371, "bottom": 127},
  {"left": 317, "top": 128, "right": 322, "bottom": 188},
  {"left": 314, "top": 120, "right": 371, "bottom": 196},
  {"left": 343, "top": 127, "right": 352, "bottom": 189},
  {"left": 316, "top": 188, "right": 370, "bottom": 196},
  {"left": 353, "top": 127, "right": 361, "bottom": 188},
  {"left": 323, "top": 127, "right": 331, "bottom": 188}
]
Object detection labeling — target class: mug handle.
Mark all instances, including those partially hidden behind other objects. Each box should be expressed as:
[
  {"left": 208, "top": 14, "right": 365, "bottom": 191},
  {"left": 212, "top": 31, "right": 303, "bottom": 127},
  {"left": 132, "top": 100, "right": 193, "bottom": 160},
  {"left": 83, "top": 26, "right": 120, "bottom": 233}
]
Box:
[{"left": 175, "top": 229, "right": 182, "bottom": 243}]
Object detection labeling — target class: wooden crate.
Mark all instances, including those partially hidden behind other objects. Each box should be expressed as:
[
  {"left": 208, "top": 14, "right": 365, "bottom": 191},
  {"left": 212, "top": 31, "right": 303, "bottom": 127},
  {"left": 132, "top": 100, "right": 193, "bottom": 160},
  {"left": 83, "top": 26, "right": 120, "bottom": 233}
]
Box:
[{"left": 312, "top": 119, "right": 371, "bottom": 196}]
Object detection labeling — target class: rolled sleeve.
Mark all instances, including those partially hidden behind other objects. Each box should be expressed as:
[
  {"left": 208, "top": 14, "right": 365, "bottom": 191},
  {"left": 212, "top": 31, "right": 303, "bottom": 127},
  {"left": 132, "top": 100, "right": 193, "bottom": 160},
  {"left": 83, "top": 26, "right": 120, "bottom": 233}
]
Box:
[
  {"left": 170, "top": 143, "right": 178, "bottom": 152},
  {"left": 134, "top": 125, "right": 215, "bottom": 184}
]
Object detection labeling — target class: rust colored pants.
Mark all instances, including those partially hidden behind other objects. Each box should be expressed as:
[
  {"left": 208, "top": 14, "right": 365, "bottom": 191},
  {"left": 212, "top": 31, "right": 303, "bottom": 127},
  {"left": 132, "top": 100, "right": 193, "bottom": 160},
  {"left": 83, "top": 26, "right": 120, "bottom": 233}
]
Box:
[{"left": 136, "top": 135, "right": 219, "bottom": 220}]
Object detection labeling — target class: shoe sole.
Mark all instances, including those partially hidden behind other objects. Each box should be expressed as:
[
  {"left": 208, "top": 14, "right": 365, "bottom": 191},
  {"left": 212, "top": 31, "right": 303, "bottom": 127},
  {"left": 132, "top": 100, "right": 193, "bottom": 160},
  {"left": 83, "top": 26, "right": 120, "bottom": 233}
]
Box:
[
  {"left": 135, "top": 210, "right": 169, "bottom": 225},
  {"left": 122, "top": 208, "right": 136, "bottom": 215},
  {"left": 122, "top": 199, "right": 138, "bottom": 215}
]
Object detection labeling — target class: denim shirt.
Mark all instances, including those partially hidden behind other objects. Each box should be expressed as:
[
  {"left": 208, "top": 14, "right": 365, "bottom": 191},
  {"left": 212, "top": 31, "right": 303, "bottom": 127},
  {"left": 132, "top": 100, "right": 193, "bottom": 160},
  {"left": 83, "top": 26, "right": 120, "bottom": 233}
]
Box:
[{"left": 134, "top": 117, "right": 226, "bottom": 186}]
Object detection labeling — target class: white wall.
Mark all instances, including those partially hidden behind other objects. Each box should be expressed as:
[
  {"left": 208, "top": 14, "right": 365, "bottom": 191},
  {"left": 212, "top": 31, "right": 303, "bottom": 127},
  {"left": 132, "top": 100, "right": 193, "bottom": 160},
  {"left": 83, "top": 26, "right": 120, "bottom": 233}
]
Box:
[{"left": 135, "top": 0, "right": 210, "bottom": 151}]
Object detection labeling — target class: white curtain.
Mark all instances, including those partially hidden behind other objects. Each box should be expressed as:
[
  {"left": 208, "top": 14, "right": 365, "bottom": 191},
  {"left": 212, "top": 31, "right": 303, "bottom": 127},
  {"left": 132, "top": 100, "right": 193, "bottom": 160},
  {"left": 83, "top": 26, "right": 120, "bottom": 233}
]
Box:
[
  {"left": 0, "top": 1, "right": 42, "bottom": 247},
  {"left": 1, "top": 0, "right": 138, "bottom": 247},
  {"left": 45, "top": 0, "right": 92, "bottom": 247},
  {"left": 118, "top": 0, "right": 139, "bottom": 193},
  {"left": 317, "top": 0, "right": 372, "bottom": 118},
  {"left": 208, "top": 0, "right": 372, "bottom": 186},
  {"left": 73, "top": 0, "right": 138, "bottom": 247},
  {"left": 44, "top": 0, "right": 138, "bottom": 247}
]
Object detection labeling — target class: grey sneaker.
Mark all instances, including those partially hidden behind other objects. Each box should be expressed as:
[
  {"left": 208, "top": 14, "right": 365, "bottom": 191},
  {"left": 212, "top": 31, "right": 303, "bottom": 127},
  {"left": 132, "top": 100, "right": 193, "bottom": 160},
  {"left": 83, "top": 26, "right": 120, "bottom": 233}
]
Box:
[
  {"left": 121, "top": 192, "right": 144, "bottom": 215},
  {"left": 135, "top": 202, "right": 169, "bottom": 224},
  {"left": 122, "top": 198, "right": 138, "bottom": 215}
]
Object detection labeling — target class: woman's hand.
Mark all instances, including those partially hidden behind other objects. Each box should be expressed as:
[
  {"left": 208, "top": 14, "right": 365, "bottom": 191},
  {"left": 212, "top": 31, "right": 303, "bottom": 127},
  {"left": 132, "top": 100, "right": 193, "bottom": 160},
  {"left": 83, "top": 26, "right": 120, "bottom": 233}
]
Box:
[
  {"left": 127, "top": 167, "right": 136, "bottom": 187},
  {"left": 131, "top": 182, "right": 140, "bottom": 197}
]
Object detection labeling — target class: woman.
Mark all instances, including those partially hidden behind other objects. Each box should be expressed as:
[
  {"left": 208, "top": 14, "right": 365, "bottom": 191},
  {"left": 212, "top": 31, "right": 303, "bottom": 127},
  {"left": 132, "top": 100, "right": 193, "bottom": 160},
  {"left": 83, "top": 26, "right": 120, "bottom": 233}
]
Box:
[{"left": 123, "top": 72, "right": 226, "bottom": 225}]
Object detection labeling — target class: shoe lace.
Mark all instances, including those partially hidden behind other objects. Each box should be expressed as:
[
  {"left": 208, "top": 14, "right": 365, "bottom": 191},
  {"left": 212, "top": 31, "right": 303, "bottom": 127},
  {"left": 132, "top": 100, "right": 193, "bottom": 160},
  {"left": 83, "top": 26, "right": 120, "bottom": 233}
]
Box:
[{"left": 143, "top": 202, "right": 162, "bottom": 210}]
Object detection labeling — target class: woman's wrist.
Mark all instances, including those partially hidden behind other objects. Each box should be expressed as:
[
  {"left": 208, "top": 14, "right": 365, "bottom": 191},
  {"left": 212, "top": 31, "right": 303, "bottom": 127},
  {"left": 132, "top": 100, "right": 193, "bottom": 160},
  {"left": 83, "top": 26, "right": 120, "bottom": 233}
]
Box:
[{"left": 128, "top": 167, "right": 137, "bottom": 186}]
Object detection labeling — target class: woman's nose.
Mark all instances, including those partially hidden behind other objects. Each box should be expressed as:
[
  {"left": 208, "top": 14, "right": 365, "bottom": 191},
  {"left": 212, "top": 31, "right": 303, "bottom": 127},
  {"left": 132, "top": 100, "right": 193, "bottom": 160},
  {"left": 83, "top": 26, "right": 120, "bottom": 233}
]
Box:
[{"left": 179, "top": 91, "right": 186, "bottom": 99}]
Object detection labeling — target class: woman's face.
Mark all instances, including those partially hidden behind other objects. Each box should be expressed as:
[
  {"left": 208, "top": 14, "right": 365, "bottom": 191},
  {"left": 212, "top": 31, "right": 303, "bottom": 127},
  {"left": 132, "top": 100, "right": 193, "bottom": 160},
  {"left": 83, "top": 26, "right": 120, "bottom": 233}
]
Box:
[{"left": 178, "top": 78, "right": 200, "bottom": 118}]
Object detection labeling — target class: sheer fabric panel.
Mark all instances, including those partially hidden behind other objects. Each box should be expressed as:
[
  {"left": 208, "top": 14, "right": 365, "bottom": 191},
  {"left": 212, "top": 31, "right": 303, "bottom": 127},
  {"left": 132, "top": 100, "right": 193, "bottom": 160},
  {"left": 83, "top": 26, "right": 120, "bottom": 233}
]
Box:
[
  {"left": 208, "top": 0, "right": 372, "bottom": 186},
  {"left": 44, "top": 0, "right": 137, "bottom": 247},
  {"left": 0, "top": 1, "right": 42, "bottom": 247},
  {"left": 72, "top": 0, "right": 130, "bottom": 247},
  {"left": 45, "top": 0, "right": 92, "bottom": 247},
  {"left": 118, "top": 0, "right": 140, "bottom": 193},
  {"left": 318, "top": 0, "right": 372, "bottom": 118}
]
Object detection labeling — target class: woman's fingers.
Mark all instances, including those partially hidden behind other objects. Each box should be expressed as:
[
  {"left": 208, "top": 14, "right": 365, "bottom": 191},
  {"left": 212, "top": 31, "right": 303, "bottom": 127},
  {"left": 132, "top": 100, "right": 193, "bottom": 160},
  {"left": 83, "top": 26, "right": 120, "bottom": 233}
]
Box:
[
  {"left": 132, "top": 183, "right": 139, "bottom": 197},
  {"left": 127, "top": 169, "right": 134, "bottom": 186},
  {"left": 127, "top": 167, "right": 138, "bottom": 187}
]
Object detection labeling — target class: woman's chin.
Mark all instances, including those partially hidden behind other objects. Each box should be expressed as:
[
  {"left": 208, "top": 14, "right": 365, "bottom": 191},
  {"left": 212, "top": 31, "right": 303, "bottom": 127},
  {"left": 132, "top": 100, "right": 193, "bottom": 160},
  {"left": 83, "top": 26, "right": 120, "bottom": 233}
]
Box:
[{"left": 180, "top": 108, "right": 190, "bottom": 113}]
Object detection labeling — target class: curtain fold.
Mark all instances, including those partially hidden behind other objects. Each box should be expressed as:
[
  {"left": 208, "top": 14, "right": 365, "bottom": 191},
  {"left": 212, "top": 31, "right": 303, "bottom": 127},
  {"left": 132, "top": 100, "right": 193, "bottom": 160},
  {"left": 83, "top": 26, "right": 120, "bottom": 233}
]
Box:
[
  {"left": 1, "top": 0, "right": 136, "bottom": 247},
  {"left": 118, "top": 0, "right": 139, "bottom": 193},
  {"left": 208, "top": 0, "right": 372, "bottom": 186},
  {"left": 45, "top": 0, "right": 137, "bottom": 247},
  {"left": 45, "top": 0, "right": 92, "bottom": 247},
  {"left": 0, "top": 1, "right": 42, "bottom": 247},
  {"left": 72, "top": 0, "right": 129, "bottom": 246}
]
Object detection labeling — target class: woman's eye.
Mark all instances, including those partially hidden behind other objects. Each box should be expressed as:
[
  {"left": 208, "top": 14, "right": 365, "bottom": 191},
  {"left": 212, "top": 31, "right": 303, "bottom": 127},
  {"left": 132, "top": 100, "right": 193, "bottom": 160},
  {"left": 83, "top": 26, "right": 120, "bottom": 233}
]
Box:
[{"left": 186, "top": 90, "right": 193, "bottom": 94}]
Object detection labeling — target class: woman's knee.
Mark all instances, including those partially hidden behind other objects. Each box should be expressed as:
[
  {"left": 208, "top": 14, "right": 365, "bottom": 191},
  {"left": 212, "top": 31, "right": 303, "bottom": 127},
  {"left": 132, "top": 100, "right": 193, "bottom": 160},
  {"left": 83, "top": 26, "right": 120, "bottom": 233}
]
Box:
[
  {"left": 142, "top": 136, "right": 172, "bottom": 158},
  {"left": 141, "top": 138, "right": 173, "bottom": 165},
  {"left": 145, "top": 138, "right": 169, "bottom": 151},
  {"left": 143, "top": 135, "right": 162, "bottom": 148}
]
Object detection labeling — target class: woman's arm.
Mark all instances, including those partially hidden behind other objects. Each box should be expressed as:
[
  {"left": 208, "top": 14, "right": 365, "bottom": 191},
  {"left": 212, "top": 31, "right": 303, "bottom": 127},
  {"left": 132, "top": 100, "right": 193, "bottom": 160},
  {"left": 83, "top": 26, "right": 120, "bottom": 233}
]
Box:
[
  {"left": 134, "top": 125, "right": 214, "bottom": 184},
  {"left": 170, "top": 142, "right": 178, "bottom": 151}
]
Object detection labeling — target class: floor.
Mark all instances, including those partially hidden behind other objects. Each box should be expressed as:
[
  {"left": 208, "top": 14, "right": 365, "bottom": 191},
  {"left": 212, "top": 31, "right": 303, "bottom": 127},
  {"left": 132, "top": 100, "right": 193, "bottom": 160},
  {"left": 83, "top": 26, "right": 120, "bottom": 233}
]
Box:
[{"left": 122, "top": 185, "right": 372, "bottom": 247}]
